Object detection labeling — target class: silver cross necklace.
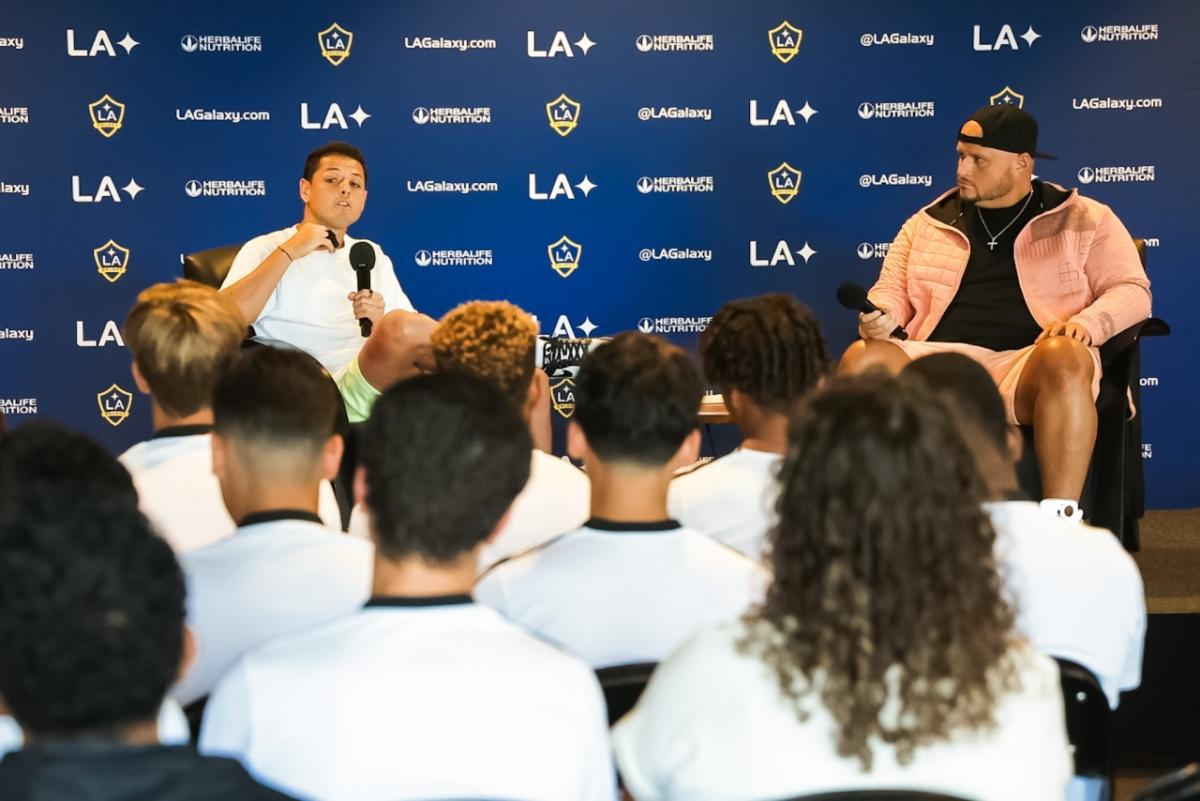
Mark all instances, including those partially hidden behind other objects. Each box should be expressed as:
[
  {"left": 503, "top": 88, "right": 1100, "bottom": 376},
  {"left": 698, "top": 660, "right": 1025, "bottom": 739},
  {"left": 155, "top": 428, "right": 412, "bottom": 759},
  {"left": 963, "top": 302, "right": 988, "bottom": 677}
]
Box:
[{"left": 976, "top": 190, "right": 1034, "bottom": 251}]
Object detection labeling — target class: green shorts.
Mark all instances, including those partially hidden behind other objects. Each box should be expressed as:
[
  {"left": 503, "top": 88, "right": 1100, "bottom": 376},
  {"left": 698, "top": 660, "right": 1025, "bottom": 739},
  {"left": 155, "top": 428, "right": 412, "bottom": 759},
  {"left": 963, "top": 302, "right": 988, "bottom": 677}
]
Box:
[{"left": 335, "top": 356, "right": 381, "bottom": 424}]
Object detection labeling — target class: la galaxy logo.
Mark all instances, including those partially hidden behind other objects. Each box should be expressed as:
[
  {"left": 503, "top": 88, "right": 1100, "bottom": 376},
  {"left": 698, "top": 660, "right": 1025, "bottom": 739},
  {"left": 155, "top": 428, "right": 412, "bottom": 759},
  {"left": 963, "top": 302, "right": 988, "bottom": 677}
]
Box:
[
  {"left": 547, "top": 235, "right": 582, "bottom": 278},
  {"left": 318, "top": 23, "right": 353, "bottom": 66},
  {"left": 768, "top": 21, "right": 803, "bottom": 63},
  {"left": 97, "top": 383, "right": 133, "bottom": 426},
  {"left": 92, "top": 239, "right": 130, "bottom": 283},
  {"left": 88, "top": 94, "right": 125, "bottom": 138},
  {"left": 768, "top": 162, "right": 802, "bottom": 204},
  {"left": 546, "top": 94, "right": 581, "bottom": 137},
  {"left": 990, "top": 86, "right": 1025, "bottom": 108},
  {"left": 551, "top": 377, "right": 577, "bottom": 419}
]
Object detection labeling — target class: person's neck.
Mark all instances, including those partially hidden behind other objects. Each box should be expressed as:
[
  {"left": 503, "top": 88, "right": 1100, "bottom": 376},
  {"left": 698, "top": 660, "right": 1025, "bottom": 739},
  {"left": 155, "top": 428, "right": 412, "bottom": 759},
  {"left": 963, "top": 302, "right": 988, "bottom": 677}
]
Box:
[
  {"left": 737, "top": 411, "right": 789, "bottom": 455},
  {"left": 24, "top": 719, "right": 159, "bottom": 749},
  {"left": 976, "top": 181, "right": 1033, "bottom": 209},
  {"left": 371, "top": 551, "right": 478, "bottom": 598},
  {"left": 150, "top": 402, "right": 212, "bottom": 434},
  {"left": 586, "top": 459, "right": 673, "bottom": 522},
  {"left": 226, "top": 481, "right": 322, "bottom": 524}
]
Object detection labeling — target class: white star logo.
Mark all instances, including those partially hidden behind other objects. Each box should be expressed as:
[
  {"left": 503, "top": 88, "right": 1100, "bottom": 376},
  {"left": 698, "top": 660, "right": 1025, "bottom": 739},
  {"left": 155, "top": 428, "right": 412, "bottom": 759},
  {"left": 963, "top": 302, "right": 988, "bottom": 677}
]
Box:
[
  {"left": 574, "top": 175, "right": 597, "bottom": 197},
  {"left": 578, "top": 317, "right": 597, "bottom": 337},
  {"left": 574, "top": 33, "right": 596, "bottom": 55},
  {"left": 796, "top": 241, "right": 817, "bottom": 264},
  {"left": 122, "top": 178, "right": 144, "bottom": 200},
  {"left": 1020, "top": 26, "right": 1041, "bottom": 47},
  {"left": 796, "top": 101, "right": 818, "bottom": 123},
  {"left": 117, "top": 33, "right": 139, "bottom": 53},
  {"left": 349, "top": 105, "right": 371, "bottom": 127}
]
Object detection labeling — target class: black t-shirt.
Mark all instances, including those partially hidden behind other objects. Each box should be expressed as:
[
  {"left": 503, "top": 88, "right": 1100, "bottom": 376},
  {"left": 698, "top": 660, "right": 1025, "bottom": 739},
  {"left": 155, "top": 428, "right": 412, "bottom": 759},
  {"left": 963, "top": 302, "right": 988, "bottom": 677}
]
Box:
[{"left": 928, "top": 185, "right": 1045, "bottom": 352}]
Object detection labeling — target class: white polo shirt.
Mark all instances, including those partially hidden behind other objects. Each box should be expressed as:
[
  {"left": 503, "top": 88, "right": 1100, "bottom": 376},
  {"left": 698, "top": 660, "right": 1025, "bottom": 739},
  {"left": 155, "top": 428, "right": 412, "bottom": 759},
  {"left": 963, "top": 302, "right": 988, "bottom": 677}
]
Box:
[
  {"left": 988, "top": 500, "right": 1146, "bottom": 707},
  {"left": 613, "top": 621, "right": 1072, "bottom": 801},
  {"left": 475, "top": 519, "right": 769, "bottom": 668},
  {"left": 222, "top": 226, "right": 415, "bottom": 376},
  {"left": 173, "top": 511, "right": 373, "bottom": 704},
  {"left": 200, "top": 595, "right": 615, "bottom": 801},
  {"left": 668, "top": 448, "right": 783, "bottom": 562},
  {"left": 119, "top": 427, "right": 343, "bottom": 552}
]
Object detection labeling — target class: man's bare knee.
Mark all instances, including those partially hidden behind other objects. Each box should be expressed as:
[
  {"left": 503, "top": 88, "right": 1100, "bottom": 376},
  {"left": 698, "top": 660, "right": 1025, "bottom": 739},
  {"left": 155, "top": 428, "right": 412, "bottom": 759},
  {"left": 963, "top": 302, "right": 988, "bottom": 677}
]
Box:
[{"left": 839, "top": 339, "right": 909, "bottom": 376}]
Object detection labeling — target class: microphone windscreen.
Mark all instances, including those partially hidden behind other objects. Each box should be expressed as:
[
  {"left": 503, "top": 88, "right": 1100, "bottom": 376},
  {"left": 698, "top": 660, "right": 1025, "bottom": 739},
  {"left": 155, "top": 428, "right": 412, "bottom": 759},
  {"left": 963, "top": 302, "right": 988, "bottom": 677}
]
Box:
[
  {"left": 349, "top": 241, "right": 376, "bottom": 272},
  {"left": 836, "top": 281, "right": 868, "bottom": 311}
]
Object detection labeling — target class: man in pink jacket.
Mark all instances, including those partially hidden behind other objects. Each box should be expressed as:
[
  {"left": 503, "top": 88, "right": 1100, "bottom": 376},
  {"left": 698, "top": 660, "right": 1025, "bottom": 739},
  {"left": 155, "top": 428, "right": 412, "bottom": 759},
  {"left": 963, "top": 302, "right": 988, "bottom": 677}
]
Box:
[{"left": 841, "top": 105, "right": 1151, "bottom": 522}]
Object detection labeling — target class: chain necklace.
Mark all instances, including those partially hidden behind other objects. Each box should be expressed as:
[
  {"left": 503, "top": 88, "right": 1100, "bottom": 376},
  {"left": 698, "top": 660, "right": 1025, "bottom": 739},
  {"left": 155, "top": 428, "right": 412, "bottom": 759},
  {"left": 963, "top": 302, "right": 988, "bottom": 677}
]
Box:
[{"left": 976, "top": 191, "right": 1034, "bottom": 251}]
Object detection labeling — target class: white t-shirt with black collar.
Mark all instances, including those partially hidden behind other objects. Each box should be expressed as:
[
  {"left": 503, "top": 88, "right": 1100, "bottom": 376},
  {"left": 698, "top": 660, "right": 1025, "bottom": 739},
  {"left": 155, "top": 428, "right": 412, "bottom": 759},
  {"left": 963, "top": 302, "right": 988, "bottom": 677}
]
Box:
[
  {"left": 119, "top": 426, "right": 343, "bottom": 552},
  {"left": 668, "top": 448, "right": 783, "bottom": 563},
  {"left": 474, "top": 518, "right": 770, "bottom": 668},
  {"left": 173, "top": 510, "right": 373, "bottom": 705},
  {"left": 222, "top": 226, "right": 416, "bottom": 376},
  {"left": 199, "top": 594, "right": 615, "bottom": 801}
]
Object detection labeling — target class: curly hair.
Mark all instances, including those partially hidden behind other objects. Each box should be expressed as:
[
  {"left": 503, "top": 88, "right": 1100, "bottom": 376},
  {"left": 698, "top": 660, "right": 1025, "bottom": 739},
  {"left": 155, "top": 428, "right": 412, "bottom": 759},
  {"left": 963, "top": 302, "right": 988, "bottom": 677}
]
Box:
[
  {"left": 430, "top": 300, "right": 538, "bottom": 409},
  {"left": 700, "top": 293, "right": 828, "bottom": 413},
  {"left": 741, "top": 373, "right": 1019, "bottom": 770}
]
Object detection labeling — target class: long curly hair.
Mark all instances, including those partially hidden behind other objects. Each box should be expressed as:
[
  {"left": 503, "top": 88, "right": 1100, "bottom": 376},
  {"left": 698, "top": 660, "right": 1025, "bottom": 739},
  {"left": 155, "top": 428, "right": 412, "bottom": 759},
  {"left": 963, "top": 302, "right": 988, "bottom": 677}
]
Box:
[{"left": 741, "top": 372, "right": 1019, "bottom": 770}]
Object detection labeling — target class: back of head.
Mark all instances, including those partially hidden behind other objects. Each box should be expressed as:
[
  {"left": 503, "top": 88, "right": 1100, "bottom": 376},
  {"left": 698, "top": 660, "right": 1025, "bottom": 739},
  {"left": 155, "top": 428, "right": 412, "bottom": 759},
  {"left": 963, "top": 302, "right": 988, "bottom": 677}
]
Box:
[
  {"left": 212, "top": 345, "right": 340, "bottom": 479},
  {"left": 700, "top": 293, "right": 828, "bottom": 412},
  {"left": 431, "top": 300, "right": 538, "bottom": 410},
  {"left": 124, "top": 280, "right": 246, "bottom": 418},
  {"left": 574, "top": 332, "right": 702, "bottom": 465},
  {"left": 748, "top": 373, "right": 1016, "bottom": 770},
  {"left": 362, "top": 372, "right": 532, "bottom": 563},
  {"left": 902, "top": 352, "right": 1008, "bottom": 454},
  {"left": 0, "top": 424, "right": 184, "bottom": 737}
]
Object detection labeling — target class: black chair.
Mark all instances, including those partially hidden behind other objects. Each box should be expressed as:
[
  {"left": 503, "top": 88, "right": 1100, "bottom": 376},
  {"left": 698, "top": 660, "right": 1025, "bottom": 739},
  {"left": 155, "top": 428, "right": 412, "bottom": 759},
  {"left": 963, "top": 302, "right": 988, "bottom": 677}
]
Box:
[
  {"left": 182, "top": 242, "right": 242, "bottom": 289},
  {"left": 1133, "top": 764, "right": 1200, "bottom": 801},
  {"left": 1016, "top": 238, "right": 1170, "bottom": 550},
  {"left": 773, "top": 791, "right": 976, "bottom": 801},
  {"left": 1056, "top": 658, "right": 1113, "bottom": 783},
  {"left": 595, "top": 662, "right": 656, "bottom": 726}
]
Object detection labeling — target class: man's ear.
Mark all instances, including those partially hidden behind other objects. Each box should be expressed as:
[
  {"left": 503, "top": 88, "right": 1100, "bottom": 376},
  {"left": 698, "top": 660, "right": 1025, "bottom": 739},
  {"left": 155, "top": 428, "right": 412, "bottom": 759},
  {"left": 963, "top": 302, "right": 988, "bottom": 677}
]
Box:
[
  {"left": 353, "top": 465, "right": 368, "bottom": 508},
  {"left": 130, "top": 360, "right": 151, "bottom": 395},
  {"left": 320, "top": 434, "right": 345, "bottom": 482},
  {"left": 482, "top": 507, "right": 513, "bottom": 545},
  {"left": 672, "top": 429, "right": 702, "bottom": 471},
  {"left": 299, "top": 177, "right": 310, "bottom": 204},
  {"left": 210, "top": 433, "right": 227, "bottom": 481},
  {"left": 566, "top": 421, "right": 589, "bottom": 462},
  {"left": 1006, "top": 425, "right": 1024, "bottom": 464},
  {"left": 176, "top": 625, "right": 199, "bottom": 686}
]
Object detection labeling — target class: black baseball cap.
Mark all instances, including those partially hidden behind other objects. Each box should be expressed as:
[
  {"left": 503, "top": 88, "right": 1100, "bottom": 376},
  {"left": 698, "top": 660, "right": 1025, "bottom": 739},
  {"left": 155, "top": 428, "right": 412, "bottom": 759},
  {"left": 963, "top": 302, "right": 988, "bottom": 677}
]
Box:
[{"left": 957, "top": 105, "right": 1056, "bottom": 160}]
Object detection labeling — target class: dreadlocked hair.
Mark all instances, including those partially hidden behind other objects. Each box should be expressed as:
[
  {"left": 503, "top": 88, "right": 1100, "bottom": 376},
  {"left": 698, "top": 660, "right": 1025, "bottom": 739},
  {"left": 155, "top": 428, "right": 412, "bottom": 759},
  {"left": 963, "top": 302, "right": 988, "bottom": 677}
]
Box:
[
  {"left": 740, "top": 372, "right": 1019, "bottom": 771},
  {"left": 700, "top": 293, "right": 828, "bottom": 413}
]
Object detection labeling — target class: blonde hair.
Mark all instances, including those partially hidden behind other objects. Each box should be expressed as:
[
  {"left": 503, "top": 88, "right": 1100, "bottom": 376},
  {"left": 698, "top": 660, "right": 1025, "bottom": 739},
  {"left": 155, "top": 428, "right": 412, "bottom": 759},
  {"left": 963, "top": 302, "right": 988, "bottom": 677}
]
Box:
[
  {"left": 124, "top": 281, "right": 246, "bottom": 417},
  {"left": 431, "top": 301, "right": 538, "bottom": 408}
]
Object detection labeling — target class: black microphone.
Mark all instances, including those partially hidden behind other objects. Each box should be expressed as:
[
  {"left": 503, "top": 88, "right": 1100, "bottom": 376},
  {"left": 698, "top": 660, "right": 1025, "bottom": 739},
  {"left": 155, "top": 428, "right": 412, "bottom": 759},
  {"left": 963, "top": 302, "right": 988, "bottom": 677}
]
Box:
[
  {"left": 836, "top": 281, "right": 908, "bottom": 341},
  {"left": 349, "top": 242, "right": 376, "bottom": 338}
]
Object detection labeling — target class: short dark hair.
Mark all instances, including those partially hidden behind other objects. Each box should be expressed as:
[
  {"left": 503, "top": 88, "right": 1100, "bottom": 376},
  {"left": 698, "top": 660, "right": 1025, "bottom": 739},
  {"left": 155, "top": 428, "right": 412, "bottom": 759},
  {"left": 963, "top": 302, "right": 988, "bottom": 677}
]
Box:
[
  {"left": 213, "top": 345, "right": 341, "bottom": 462},
  {"left": 574, "top": 332, "right": 702, "bottom": 465},
  {"left": 903, "top": 353, "right": 1008, "bottom": 453},
  {"left": 701, "top": 293, "right": 828, "bottom": 413},
  {"left": 0, "top": 423, "right": 185, "bottom": 737},
  {"left": 303, "top": 141, "right": 367, "bottom": 187},
  {"left": 362, "top": 372, "right": 531, "bottom": 564}
]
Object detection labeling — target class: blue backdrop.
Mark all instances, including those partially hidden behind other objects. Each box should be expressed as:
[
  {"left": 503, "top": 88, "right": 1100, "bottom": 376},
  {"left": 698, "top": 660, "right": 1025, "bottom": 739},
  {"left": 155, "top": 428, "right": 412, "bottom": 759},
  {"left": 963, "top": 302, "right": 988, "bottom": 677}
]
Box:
[{"left": 1, "top": 0, "right": 1196, "bottom": 507}]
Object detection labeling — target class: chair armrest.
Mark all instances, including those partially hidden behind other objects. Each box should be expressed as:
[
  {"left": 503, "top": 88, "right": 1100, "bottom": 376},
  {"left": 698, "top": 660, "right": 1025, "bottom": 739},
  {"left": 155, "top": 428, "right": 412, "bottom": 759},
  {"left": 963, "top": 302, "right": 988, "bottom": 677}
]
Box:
[{"left": 1099, "top": 317, "right": 1170, "bottom": 364}]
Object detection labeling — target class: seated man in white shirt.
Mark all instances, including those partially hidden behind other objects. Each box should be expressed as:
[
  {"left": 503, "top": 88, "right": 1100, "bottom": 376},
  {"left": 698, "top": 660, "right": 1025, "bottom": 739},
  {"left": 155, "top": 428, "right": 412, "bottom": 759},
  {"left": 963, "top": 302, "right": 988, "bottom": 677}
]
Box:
[
  {"left": 200, "top": 372, "right": 615, "bottom": 801},
  {"left": 476, "top": 332, "right": 769, "bottom": 669},
  {"left": 903, "top": 352, "right": 1146, "bottom": 708},
  {"left": 220, "top": 141, "right": 436, "bottom": 423},
  {"left": 120, "top": 281, "right": 341, "bottom": 553},
  {"left": 174, "top": 346, "right": 373, "bottom": 705},
  {"left": 669, "top": 293, "right": 828, "bottom": 562}
]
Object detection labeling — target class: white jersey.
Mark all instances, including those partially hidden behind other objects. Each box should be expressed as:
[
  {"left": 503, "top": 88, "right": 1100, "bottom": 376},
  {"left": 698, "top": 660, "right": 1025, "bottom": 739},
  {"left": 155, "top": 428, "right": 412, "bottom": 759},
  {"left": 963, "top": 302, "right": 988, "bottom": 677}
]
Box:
[
  {"left": 668, "top": 448, "right": 783, "bottom": 562},
  {"left": 475, "top": 519, "right": 769, "bottom": 668},
  {"left": 173, "top": 512, "right": 373, "bottom": 704},
  {"left": 988, "top": 500, "right": 1146, "bottom": 707},
  {"left": 119, "top": 429, "right": 343, "bottom": 552},
  {"left": 222, "top": 226, "right": 415, "bottom": 376},
  {"left": 613, "top": 622, "right": 1071, "bottom": 801},
  {"left": 200, "top": 596, "right": 615, "bottom": 801}
]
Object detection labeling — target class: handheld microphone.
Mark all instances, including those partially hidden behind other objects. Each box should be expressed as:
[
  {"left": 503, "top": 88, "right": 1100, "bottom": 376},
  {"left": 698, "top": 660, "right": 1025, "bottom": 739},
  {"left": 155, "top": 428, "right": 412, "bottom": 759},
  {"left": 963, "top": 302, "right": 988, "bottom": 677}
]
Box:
[
  {"left": 349, "top": 242, "right": 376, "bottom": 338},
  {"left": 836, "top": 281, "right": 908, "bottom": 341}
]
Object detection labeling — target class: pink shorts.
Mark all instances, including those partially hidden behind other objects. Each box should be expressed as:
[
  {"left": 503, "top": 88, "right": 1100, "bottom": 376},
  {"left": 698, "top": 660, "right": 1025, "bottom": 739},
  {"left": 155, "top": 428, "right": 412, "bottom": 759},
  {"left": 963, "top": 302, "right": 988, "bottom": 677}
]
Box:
[{"left": 893, "top": 340, "right": 1102, "bottom": 425}]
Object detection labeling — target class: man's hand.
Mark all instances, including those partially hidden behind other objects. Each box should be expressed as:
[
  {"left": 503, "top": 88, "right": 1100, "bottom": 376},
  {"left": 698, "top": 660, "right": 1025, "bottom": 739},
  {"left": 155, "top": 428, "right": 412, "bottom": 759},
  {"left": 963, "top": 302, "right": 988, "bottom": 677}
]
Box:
[
  {"left": 1036, "top": 321, "right": 1092, "bottom": 346},
  {"left": 859, "top": 309, "right": 901, "bottom": 340},
  {"left": 283, "top": 222, "right": 337, "bottom": 260},
  {"left": 347, "top": 290, "right": 385, "bottom": 327}
]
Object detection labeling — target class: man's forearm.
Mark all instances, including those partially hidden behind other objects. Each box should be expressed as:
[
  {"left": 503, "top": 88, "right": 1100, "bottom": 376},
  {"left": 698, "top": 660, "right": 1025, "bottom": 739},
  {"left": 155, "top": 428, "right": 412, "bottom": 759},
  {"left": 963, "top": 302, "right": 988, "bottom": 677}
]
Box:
[{"left": 220, "top": 247, "right": 292, "bottom": 327}]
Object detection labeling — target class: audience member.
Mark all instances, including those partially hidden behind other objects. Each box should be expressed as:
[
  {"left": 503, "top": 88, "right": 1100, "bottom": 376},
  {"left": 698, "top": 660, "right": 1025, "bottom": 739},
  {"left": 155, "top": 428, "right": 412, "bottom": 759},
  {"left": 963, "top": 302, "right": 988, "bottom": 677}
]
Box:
[
  {"left": 669, "top": 293, "right": 827, "bottom": 561},
  {"left": 173, "top": 346, "right": 372, "bottom": 704},
  {"left": 476, "top": 332, "right": 768, "bottom": 668},
  {"left": 613, "top": 373, "right": 1071, "bottom": 801},
  {"left": 200, "top": 372, "right": 614, "bottom": 801}
]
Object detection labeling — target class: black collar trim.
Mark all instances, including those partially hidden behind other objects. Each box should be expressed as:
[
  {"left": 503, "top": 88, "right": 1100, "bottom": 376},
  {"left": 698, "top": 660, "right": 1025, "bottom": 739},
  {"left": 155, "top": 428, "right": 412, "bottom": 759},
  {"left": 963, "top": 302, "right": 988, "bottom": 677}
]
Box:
[
  {"left": 585, "top": 517, "right": 682, "bottom": 532},
  {"left": 365, "top": 594, "right": 474, "bottom": 608},
  {"left": 152, "top": 424, "right": 213, "bottom": 440},
  {"left": 237, "top": 509, "right": 325, "bottom": 528}
]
